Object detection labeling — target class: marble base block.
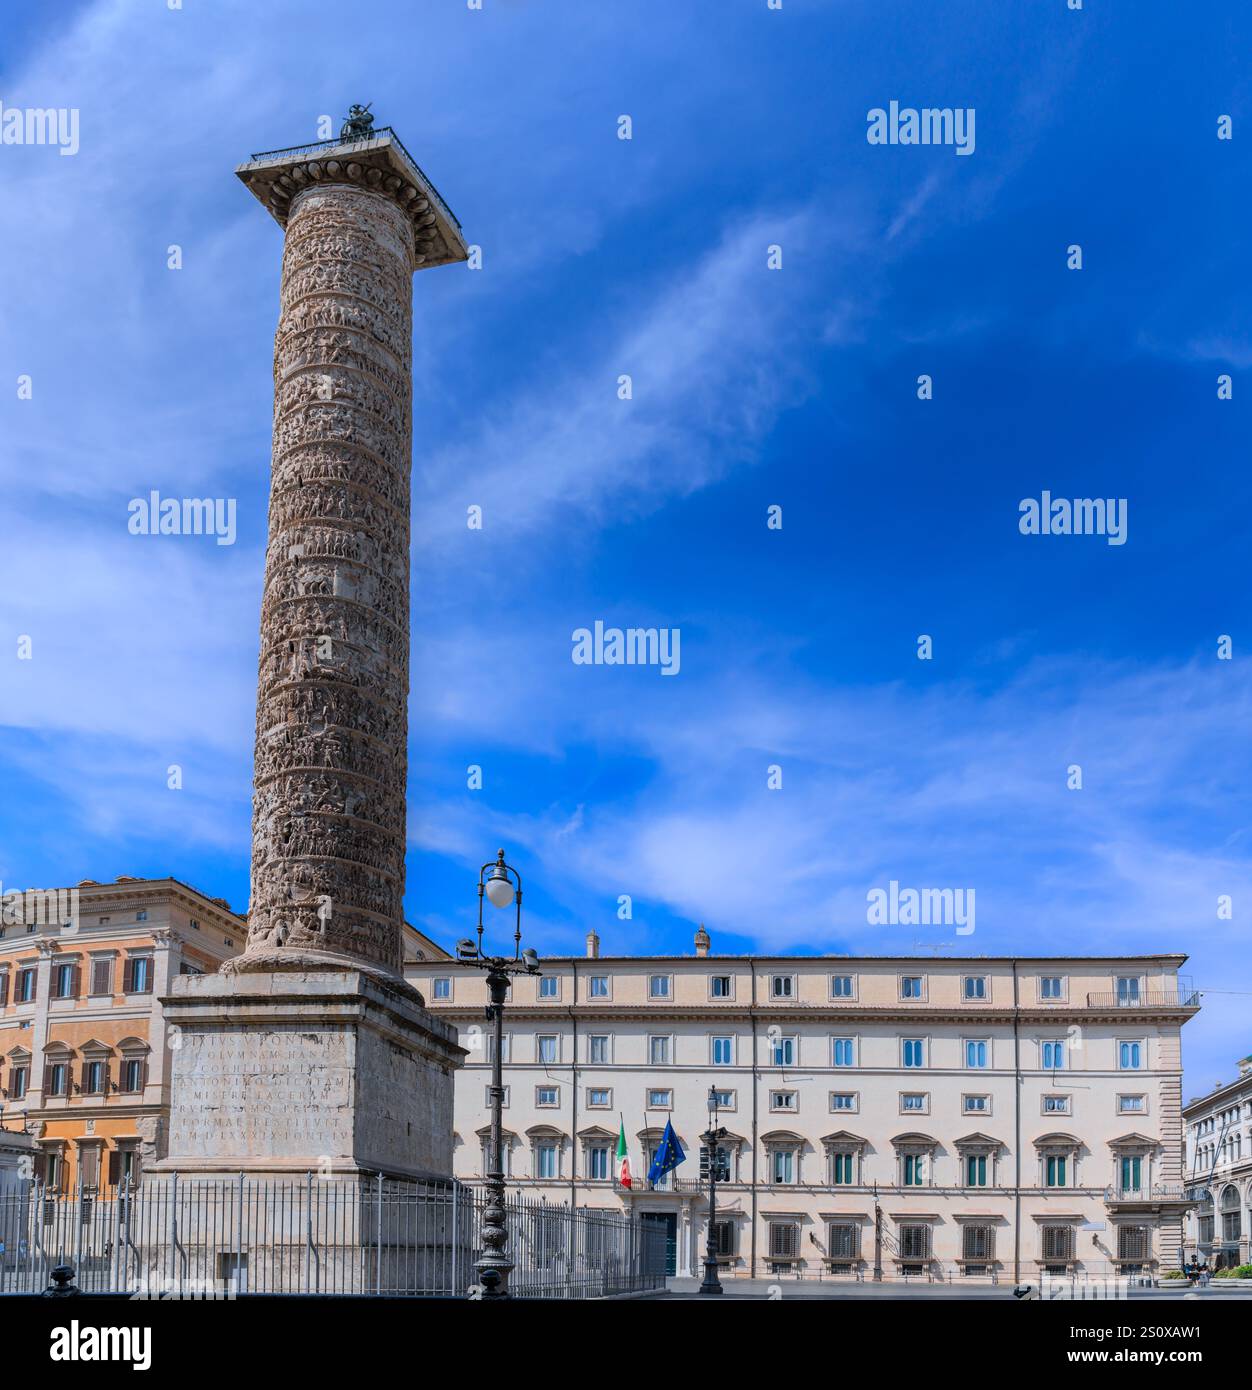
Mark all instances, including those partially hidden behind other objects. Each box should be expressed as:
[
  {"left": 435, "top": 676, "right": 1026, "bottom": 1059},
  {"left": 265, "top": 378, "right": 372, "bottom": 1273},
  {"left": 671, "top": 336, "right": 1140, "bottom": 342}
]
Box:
[{"left": 154, "top": 969, "right": 464, "bottom": 1180}]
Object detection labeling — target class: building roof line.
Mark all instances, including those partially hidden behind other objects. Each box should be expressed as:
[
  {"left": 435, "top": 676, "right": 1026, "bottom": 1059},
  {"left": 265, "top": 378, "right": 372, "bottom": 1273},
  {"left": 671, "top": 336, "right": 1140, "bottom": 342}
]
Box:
[{"left": 425, "top": 952, "right": 1190, "bottom": 966}]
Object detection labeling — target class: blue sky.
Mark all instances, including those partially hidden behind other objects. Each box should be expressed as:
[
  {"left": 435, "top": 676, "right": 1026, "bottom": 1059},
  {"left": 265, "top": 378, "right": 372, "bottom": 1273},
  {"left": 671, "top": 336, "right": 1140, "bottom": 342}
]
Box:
[{"left": 0, "top": 1, "right": 1249, "bottom": 1095}]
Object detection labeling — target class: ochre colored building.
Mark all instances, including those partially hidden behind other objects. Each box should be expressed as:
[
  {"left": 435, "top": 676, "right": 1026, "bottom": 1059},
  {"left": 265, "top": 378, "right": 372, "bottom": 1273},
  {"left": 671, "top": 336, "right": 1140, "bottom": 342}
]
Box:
[
  {"left": 0, "top": 875, "right": 450, "bottom": 1193},
  {"left": 0, "top": 877, "right": 245, "bottom": 1191}
]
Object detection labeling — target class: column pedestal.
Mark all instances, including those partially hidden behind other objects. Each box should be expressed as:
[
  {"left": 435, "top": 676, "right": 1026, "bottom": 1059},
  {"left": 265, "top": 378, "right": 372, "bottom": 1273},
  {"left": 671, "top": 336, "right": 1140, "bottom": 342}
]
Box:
[{"left": 154, "top": 969, "right": 462, "bottom": 1180}]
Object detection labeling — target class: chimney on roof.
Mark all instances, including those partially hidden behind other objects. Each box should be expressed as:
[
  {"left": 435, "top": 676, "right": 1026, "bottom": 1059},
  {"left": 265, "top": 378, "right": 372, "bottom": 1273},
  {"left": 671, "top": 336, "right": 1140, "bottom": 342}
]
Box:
[
  {"left": 694, "top": 923, "right": 711, "bottom": 957},
  {"left": 586, "top": 931, "right": 600, "bottom": 959}
]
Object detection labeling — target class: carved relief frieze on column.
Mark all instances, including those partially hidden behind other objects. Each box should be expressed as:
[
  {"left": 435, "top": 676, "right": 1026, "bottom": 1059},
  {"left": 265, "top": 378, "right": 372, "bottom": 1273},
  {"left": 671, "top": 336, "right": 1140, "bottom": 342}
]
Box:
[{"left": 226, "top": 129, "right": 467, "bottom": 985}]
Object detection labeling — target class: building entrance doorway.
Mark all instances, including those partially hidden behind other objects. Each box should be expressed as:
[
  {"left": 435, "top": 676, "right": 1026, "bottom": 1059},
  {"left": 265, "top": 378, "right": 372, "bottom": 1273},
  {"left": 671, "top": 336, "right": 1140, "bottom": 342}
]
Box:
[{"left": 640, "top": 1211, "right": 678, "bottom": 1276}]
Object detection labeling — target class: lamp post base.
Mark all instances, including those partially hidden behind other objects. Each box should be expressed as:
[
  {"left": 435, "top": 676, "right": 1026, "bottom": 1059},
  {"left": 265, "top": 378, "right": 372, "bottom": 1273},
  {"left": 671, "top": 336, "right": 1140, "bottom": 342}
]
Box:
[
  {"left": 473, "top": 1262, "right": 514, "bottom": 1300},
  {"left": 474, "top": 1181, "right": 513, "bottom": 1300},
  {"left": 698, "top": 1258, "right": 724, "bottom": 1295}
]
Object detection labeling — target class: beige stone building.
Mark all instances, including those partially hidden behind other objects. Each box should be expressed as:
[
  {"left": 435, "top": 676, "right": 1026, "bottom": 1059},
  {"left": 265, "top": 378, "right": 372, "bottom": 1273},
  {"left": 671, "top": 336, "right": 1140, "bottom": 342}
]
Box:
[
  {"left": 0, "top": 878, "right": 246, "bottom": 1190},
  {"left": 412, "top": 931, "right": 1199, "bottom": 1282},
  {"left": 1183, "top": 1054, "right": 1252, "bottom": 1270}
]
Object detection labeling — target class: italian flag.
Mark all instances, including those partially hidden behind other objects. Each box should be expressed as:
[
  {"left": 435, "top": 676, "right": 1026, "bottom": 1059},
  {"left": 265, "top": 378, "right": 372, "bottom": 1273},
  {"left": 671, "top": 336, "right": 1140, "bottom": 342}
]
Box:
[{"left": 616, "top": 1120, "right": 632, "bottom": 1188}]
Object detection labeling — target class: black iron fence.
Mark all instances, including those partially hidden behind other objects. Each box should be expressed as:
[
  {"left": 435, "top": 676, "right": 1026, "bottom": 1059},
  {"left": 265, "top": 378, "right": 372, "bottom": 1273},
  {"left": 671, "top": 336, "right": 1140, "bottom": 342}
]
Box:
[{"left": 0, "top": 1175, "right": 665, "bottom": 1299}]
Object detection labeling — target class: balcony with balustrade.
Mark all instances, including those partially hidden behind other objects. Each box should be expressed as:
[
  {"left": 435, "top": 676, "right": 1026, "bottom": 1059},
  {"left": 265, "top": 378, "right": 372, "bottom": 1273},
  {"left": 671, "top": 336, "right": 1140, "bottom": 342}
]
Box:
[
  {"left": 1085, "top": 981, "right": 1199, "bottom": 1012},
  {"left": 1104, "top": 1183, "right": 1195, "bottom": 1211}
]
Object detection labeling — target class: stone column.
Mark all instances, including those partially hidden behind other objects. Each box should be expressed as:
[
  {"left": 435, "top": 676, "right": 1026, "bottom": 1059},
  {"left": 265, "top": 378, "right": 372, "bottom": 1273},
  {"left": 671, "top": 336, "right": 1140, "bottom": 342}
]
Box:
[
  {"left": 223, "top": 128, "right": 465, "bottom": 987},
  {"left": 144, "top": 929, "right": 179, "bottom": 1110},
  {"left": 26, "top": 941, "right": 57, "bottom": 1111},
  {"left": 239, "top": 178, "right": 417, "bottom": 980},
  {"left": 155, "top": 124, "right": 468, "bottom": 1189}
]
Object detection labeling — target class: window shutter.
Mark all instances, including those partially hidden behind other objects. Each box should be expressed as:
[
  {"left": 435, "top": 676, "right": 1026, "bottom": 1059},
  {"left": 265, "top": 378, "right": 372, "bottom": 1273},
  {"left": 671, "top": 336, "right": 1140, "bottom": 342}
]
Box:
[
  {"left": 108, "top": 1150, "right": 121, "bottom": 1186},
  {"left": 91, "top": 959, "right": 111, "bottom": 995},
  {"left": 0, "top": 973, "right": 8, "bottom": 1006},
  {"left": 122, "top": 958, "right": 134, "bottom": 993},
  {"left": 102, "top": 1060, "right": 111, "bottom": 1093},
  {"left": 70, "top": 965, "right": 81, "bottom": 998},
  {"left": 141, "top": 1058, "right": 149, "bottom": 1090}
]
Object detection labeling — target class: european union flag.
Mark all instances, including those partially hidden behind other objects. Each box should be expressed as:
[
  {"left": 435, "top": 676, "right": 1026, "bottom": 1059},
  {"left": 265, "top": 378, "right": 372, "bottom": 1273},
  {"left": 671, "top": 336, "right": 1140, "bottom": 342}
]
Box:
[{"left": 647, "top": 1119, "right": 686, "bottom": 1186}]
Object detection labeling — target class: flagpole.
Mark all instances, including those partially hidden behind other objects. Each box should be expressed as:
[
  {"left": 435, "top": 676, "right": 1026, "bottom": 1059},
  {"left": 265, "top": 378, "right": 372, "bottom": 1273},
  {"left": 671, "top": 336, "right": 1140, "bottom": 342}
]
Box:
[{"left": 616, "top": 1113, "right": 633, "bottom": 1191}]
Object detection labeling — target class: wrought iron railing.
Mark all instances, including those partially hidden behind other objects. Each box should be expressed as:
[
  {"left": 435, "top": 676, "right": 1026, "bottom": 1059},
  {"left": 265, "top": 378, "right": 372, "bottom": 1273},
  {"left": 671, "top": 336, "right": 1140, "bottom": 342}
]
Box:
[
  {"left": 1103, "top": 1184, "right": 1194, "bottom": 1203},
  {"left": 1085, "top": 991, "right": 1200, "bottom": 1008},
  {"left": 613, "top": 1177, "right": 706, "bottom": 1194},
  {"left": 0, "top": 1174, "right": 664, "bottom": 1299}
]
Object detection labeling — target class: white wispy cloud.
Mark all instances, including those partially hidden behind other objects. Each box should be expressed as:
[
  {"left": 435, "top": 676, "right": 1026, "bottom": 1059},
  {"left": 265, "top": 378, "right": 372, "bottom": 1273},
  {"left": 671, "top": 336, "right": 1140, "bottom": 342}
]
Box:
[
  {"left": 412, "top": 206, "right": 823, "bottom": 557},
  {"left": 406, "top": 647, "right": 1252, "bottom": 962}
]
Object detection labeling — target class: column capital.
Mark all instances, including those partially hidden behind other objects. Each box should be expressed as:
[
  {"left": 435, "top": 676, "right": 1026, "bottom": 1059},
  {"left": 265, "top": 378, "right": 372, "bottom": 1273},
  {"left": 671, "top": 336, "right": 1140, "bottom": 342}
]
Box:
[{"left": 236, "top": 128, "right": 468, "bottom": 271}]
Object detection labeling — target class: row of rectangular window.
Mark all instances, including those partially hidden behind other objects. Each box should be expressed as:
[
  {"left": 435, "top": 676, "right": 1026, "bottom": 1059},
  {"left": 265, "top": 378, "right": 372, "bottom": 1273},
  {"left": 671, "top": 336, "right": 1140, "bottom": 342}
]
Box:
[
  {"left": 432, "top": 972, "right": 1147, "bottom": 1003},
  {"left": 1192, "top": 1103, "right": 1252, "bottom": 1136},
  {"left": 487, "top": 1032, "right": 1146, "bottom": 1071},
  {"left": 498, "top": 1142, "right": 1153, "bottom": 1195},
  {"left": 1, "top": 1058, "right": 147, "bottom": 1099},
  {"left": 506, "top": 1084, "right": 1147, "bottom": 1117},
  {"left": 37, "top": 1147, "right": 142, "bottom": 1193},
  {"left": 0, "top": 909, "right": 151, "bottom": 938},
  {"left": 0, "top": 956, "right": 154, "bottom": 1005},
  {"left": 744, "top": 1220, "right": 1150, "bottom": 1265}
]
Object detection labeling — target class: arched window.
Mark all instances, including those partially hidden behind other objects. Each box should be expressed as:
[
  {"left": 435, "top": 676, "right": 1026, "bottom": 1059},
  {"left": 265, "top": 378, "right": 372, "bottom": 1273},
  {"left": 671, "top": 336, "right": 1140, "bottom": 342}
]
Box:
[
  {"left": 577, "top": 1125, "right": 616, "bottom": 1182},
  {"left": 1220, "top": 1185, "right": 1242, "bottom": 1245},
  {"left": 526, "top": 1125, "right": 568, "bottom": 1181},
  {"left": 955, "top": 1133, "right": 1004, "bottom": 1189},
  {"left": 41, "top": 1043, "right": 74, "bottom": 1098},
  {"left": 1108, "top": 1133, "right": 1158, "bottom": 1198},
  {"left": 821, "top": 1131, "right": 867, "bottom": 1186},
  {"left": 474, "top": 1125, "right": 516, "bottom": 1178},
  {"left": 117, "top": 1039, "right": 150, "bottom": 1094},
  {"left": 761, "top": 1130, "right": 805, "bottom": 1186},
  {"left": 890, "top": 1132, "right": 938, "bottom": 1188},
  {"left": 1034, "top": 1132, "right": 1080, "bottom": 1189}
]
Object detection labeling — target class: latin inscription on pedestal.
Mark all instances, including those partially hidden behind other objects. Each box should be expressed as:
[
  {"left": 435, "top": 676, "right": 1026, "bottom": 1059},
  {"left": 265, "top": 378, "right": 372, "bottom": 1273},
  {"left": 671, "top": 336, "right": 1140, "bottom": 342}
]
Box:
[{"left": 168, "top": 1029, "right": 356, "bottom": 1162}]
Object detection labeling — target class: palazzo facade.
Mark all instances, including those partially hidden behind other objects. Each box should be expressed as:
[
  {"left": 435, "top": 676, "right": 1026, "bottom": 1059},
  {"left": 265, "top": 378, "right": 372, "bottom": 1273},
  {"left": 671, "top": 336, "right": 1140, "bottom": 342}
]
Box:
[{"left": 414, "top": 932, "right": 1199, "bottom": 1282}]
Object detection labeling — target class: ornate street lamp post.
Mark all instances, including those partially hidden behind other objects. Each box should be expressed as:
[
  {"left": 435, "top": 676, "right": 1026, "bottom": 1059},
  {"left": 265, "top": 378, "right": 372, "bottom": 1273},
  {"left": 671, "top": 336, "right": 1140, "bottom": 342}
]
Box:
[
  {"left": 872, "top": 1183, "right": 884, "bottom": 1282},
  {"left": 700, "top": 1086, "right": 728, "bottom": 1295},
  {"left": 457, "top": 850, "right": 540, "bottom": 1301}
]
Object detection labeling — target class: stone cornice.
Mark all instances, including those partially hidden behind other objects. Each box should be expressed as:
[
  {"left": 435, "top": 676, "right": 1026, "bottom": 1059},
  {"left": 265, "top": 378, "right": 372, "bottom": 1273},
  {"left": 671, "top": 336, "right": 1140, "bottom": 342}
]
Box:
[
  {"left": 22, "top": 1103, "right": 156, "bottom": 1123},
  {"left": 424, "top": 1002, "right": 1196, "bottom": 1024},
  {"left": 237, "top": 133, "right": 468, "bottom": 271},
  {"left": 1183, "top": 1071, "right": 1252, "bottom": 1117},
  {"left": 53, "top": 880, "right": 246, "bottom": 929}
]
